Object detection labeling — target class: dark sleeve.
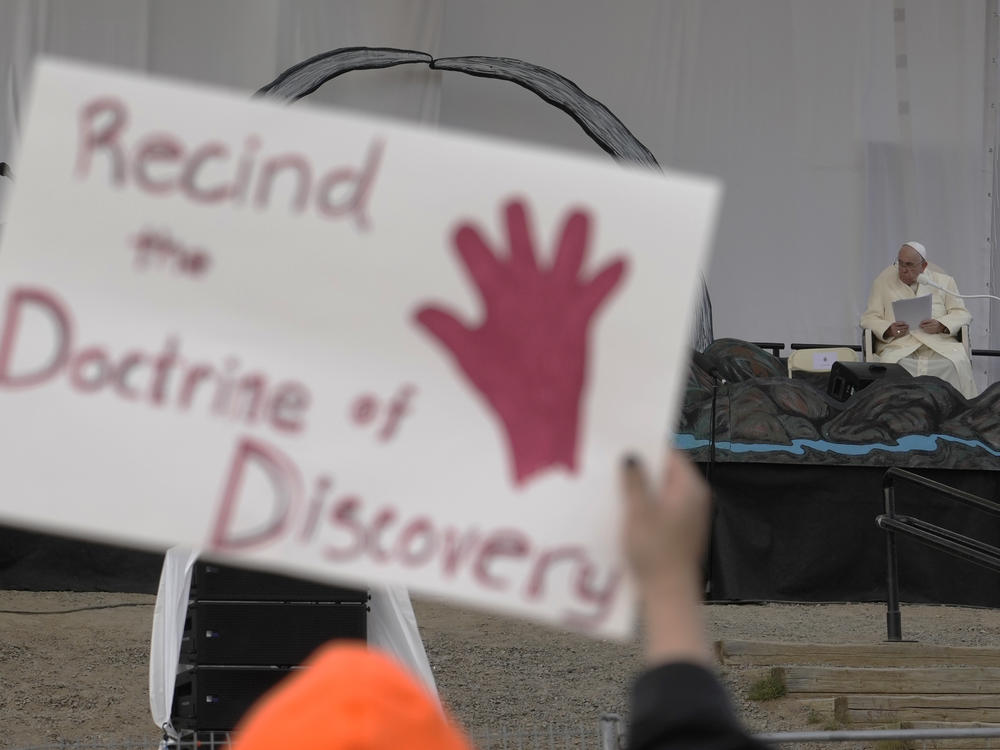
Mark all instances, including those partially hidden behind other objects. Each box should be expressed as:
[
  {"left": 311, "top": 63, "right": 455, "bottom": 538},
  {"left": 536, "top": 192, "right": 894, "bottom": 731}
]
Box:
[{"left": 627, "top": 662, "right": 768, "bottom": 750}]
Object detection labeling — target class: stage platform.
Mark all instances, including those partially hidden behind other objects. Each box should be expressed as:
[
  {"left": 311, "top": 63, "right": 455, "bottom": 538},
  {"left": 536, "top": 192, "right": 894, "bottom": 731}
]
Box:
[
  {"left": 703, "top": 462, "right": 1000, "bottom": 606},
  {"left": 682, "top": 339, "right": 1000, "bottom": 607}
]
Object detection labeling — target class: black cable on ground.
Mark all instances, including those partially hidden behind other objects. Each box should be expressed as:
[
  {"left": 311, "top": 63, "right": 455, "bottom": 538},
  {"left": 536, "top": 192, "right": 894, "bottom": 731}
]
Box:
[{"left": 0, "top": 602, "right": 154, "bottom": 615}]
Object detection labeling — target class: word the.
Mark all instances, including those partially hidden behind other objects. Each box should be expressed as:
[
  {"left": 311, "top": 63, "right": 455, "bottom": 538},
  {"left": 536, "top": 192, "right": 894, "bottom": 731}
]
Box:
[
  {"left": 132, "top": 228, "right": 211, "bottom": 277},
  {"left": 0, "top": 286, "right": 311, "bottom": 433},
  {"left": 209, "top": 437, "right": 622, "bottom": 629},
  {"left": 75, "top": 97, "right": 384, "bottom": 231},
  {"left": 350, "top": 385, "right": 417, "bottom": 441}
]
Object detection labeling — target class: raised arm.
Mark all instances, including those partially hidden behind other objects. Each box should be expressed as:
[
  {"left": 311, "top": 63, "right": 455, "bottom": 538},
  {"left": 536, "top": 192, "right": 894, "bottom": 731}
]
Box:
[{"left": 622, "top": 452, "right": 765, "bottom": 750}]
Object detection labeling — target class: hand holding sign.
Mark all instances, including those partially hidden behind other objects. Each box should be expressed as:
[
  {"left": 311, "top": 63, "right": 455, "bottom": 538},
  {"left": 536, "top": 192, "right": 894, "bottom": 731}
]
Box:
[
  {"left": 621, "top": 451, "right": 715, "bottom": 667},
  {"left": 415, "top": 200, "right": 627, "bottom": 487}
]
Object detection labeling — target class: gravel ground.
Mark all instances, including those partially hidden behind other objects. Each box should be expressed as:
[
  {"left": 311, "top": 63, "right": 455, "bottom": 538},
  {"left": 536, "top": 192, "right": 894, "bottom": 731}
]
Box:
[{"left": 3, "top": 591, "right": 1000, "bottom": 749}]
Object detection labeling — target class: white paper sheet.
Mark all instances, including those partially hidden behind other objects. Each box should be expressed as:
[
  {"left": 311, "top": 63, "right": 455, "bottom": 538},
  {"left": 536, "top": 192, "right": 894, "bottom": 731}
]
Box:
[{"left": 892, "top": 294, "right": 932, "bottom": 330}]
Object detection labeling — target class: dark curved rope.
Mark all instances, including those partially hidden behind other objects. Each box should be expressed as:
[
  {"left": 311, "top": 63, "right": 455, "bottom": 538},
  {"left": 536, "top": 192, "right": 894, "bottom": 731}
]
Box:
[
  {"left": 256, "top": 47, "right": 713, "bottom": 348},
  {"left": 256, "top": 47, "right": 433, "bottom": 102},
  {"left": 431, "top": 56, "right": 659, "bottom": 169},
  {"left": 257, "top": 49, "right": 658, "bottom": 170}
]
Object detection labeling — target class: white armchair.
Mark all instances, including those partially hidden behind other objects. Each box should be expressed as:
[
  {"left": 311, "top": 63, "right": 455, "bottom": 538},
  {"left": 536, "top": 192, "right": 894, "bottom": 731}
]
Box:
[{"left": 862, "top": 325, "right": 970, "bottom": 362}]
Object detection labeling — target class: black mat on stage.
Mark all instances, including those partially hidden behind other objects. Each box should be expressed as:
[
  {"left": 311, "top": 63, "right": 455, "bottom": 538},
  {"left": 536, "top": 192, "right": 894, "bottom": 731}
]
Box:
[
  {"left": 0, "top": 526, "right": 162, "bottom": 592},
  {"left": 705, "top": 462, "right": 1000, "bottom": 606}
]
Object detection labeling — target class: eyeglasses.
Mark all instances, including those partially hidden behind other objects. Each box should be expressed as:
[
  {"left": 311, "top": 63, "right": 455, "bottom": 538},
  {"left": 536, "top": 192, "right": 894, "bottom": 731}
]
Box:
[{"left": 895, "top": 260, "right": 924, "bottom": 270}]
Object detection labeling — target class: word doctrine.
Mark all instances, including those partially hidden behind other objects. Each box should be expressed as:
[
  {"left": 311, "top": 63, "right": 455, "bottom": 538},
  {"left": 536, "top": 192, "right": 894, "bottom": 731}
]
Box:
[{"left": 0, "top": 286, "right": 311, "bottom": 434}]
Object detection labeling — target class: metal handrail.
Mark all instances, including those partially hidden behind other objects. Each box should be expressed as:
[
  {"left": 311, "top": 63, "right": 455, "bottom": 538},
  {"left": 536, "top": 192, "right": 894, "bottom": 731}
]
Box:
[
  {"left": 789, "top": 342, "right": 863, "bottom": 352},
  {"left": 878, "top": 467, "right": 1000, "bottom": 641},
  {"left": 750, "top": 341, "right": 784, "bottom": 357},
  {"left": 882, "top": 467, "right": 1000, "bottom": 517},
  {"left": 876, "top": 516, "right": 1000, "bottom": 569}
]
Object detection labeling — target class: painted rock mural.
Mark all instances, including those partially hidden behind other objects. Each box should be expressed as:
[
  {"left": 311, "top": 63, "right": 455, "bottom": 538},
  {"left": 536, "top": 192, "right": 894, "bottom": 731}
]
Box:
[{"left": 677, "top": 339, "right": 1000, "bottom": 469}]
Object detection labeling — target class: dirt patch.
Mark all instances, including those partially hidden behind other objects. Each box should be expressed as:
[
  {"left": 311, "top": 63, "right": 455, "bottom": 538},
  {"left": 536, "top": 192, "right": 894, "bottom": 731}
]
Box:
[{"left": 3, "top": 591, "right": 1000, "bottom": 749}]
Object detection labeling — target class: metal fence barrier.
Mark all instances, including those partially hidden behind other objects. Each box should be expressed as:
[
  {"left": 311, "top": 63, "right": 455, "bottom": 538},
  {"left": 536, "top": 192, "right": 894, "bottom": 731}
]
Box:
[
  {"left": 13, "top": 723, "right": 1000, "bottom": 750},
  {"left": 758, "top": 727, "right": 1000, "bottom": 746}
]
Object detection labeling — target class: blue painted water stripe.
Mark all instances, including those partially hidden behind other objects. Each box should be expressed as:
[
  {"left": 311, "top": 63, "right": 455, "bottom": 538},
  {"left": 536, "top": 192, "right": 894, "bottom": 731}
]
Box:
[{"left": 674, "top": 433, "right": 1000, "bottom": 457}]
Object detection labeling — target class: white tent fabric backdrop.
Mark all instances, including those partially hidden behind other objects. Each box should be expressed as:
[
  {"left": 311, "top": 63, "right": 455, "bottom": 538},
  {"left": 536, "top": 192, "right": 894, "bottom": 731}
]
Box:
[{"left": 0, "top": 0, "right": 996, "bottom": 386}]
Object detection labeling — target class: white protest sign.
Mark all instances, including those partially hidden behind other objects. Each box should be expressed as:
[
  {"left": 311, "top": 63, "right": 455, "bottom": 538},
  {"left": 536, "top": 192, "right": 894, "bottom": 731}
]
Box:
[{"left": 0, "top": 58, "right": 718, "bottom": 638}]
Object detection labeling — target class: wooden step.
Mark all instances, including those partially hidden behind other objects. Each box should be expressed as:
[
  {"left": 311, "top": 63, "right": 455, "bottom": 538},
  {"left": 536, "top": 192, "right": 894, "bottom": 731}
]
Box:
[
  {"left": 878, "top": 737, "right": 1000, "bottom": 750},
  {"left": 838, "top": 694, "right": 1000, "bottom": 723},
  {"left": 907, "top": 722, "right": 1000, "bottom": 729},
  {"left": 717, "top": 640, "right": 1000, "bottom": 668},
  {"left": 851, "top": 719, "right": 1000, "bottom": 749},
  {"left": 797, "top": 696, "right": 837, "bottom": 714},
  {"left": 910, "top": 745, "right": 999, "bottom": 749},
  {"left": 867, "top": 723, "right": 1000, "bottom": 750},
  {"left": 723, "top": 640, "right": 1000, "bottom": 742},
  {"left": 784, "top": 666, "right": 1000, "bottom": 694}
]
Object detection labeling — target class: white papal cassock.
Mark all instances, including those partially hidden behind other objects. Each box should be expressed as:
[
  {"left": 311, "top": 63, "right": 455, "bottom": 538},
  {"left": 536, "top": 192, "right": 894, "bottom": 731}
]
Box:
[{"left": 860, "top": 265, "right": 977, "bottom": 399}]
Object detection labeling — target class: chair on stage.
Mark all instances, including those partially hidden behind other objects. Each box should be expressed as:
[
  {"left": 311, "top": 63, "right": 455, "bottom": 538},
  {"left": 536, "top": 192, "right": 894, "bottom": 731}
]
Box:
[
  {"left": 862, "top": 325, "right": 970, "bottom": 362},
  {"left": 786, "top": 346, "right": 860, "bottom": 378}
]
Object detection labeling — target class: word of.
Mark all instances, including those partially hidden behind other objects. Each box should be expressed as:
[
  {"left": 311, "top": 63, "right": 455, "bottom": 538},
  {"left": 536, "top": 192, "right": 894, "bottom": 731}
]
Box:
[
  {"left": 132, "top": 228, "right": 211, "bottom": 277},
  {"left": 209, "top": 437, "right": 622, "bottom": 629},
  {"left": 350, "top": 384, "right": 417, "bottom": 441},
  {"left": 75, "top": 97, "right": 384, "bottom": 231},
  {"left": 0, "top": 286, "right": 311, "bottom": 434}
]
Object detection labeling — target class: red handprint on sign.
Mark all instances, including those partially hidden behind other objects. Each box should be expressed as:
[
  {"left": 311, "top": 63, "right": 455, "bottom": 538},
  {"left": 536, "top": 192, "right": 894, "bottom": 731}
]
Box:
[{"left": 415, "top": 199, "right": 628, "bottom": 487}]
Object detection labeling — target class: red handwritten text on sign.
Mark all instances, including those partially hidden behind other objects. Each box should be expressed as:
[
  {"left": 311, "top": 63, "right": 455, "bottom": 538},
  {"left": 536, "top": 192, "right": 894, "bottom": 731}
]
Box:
[
  {"left": 0, "top": 287, "right": 311, "bottom": 433},
  {"left": 132, "top": 228, "right": 211, "bottom": 277},
  {"left": 75, "top": 97, "right": 384, "bottom": 231},
  {"left": 208, "top": 436, "right": 623, "bottom": 629}
]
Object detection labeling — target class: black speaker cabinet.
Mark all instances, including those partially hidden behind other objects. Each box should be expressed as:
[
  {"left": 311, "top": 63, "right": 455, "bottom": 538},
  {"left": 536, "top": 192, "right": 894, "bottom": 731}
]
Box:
[
  {"left": 191, "top": 561, "right": 367, "bottom": 602},
  {"left": 173, "top": 666, "right": 298, "bottom": 731},
  {"left": 181, "top": 601, "right": 367, "bottom": 666},
  {"left": 827, "top": 360, "right": 912, "bottom": 401}
]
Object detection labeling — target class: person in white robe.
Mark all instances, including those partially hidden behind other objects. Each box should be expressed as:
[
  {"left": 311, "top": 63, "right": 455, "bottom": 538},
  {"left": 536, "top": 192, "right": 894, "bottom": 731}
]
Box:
[{"left": 860, "top": 241, "right": 977, "bottom": 399}]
